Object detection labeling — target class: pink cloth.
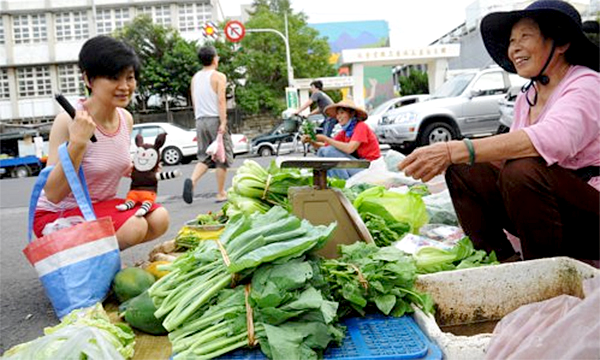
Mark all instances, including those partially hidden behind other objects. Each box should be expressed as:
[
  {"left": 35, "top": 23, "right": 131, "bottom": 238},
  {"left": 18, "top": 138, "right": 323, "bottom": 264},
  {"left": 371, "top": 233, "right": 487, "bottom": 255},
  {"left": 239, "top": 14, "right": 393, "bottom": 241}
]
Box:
[
  {"left": 511, "top": 65, "right": 600, "bottom": 191},
  {"left": 37, "top": 106, "right": 132, "bottom": 212}
]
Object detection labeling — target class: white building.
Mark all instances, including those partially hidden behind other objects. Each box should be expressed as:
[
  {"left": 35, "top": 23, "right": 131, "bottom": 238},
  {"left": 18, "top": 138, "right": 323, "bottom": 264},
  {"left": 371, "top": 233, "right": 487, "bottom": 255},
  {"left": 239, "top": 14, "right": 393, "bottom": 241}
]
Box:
[{"left": 0, "top": 0, "right": 224, "bottom": 123}]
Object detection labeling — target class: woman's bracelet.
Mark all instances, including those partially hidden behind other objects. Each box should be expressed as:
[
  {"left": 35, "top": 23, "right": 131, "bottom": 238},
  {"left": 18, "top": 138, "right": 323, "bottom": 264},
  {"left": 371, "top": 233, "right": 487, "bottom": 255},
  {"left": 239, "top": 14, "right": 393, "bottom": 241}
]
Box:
[
  {"left": 463, "top": 138, "right": 475, "bottom": 166},
  {"left": 445, "top": 141, "right": 453, "bottom": 164}
]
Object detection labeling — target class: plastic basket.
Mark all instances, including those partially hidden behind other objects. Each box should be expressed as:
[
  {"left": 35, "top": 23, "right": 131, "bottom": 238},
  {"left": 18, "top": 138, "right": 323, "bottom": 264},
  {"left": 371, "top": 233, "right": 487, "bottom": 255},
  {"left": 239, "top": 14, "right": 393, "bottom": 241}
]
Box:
[
  {"left": 282, "top": 118, "right": 300, "bottom": 133},
  {"left": 217, "top": 315, "right": 442, "bottom": 360}
]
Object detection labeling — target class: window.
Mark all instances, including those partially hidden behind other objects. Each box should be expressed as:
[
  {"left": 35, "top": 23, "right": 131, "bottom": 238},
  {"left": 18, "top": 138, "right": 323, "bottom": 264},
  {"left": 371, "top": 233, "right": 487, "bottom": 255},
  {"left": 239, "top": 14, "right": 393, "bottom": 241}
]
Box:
[
  {"left": 96, "top": 8, "right": 130, "bottom": 35},
  {"left": 140, "top": 126, "right": 165, "bottom": 138},
  {"left": 55, "top": 11, "right": 89, "bottom": 41},
  {"left": 17, "top": 66, "right": 52, "bottom": 97},
  {"left": 13, "top": 14, "right": 47, "bottom": 44},
  {"left": 0, "top": 17, "right": 5, "bottom": 45},
  {"left": 178, "top": 2, "right": 211, "bottom": 32},
  {"left": 58, "top": 64, "right": 83, "bottom": 95},
  {"left": 472, "top": 72, "right": 506, "bottom": 96},
  {"left": 137, "top": 5, "right": 171, "bottom": 27},
  {"left": 0, "top": 69, "right": 9, "bottom": 100}
]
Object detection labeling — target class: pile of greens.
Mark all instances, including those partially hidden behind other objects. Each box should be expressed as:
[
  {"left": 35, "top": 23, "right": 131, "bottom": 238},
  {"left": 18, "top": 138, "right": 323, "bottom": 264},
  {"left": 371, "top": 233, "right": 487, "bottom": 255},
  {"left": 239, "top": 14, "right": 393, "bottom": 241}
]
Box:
[
  {"left": 148, "top": 206, "right": 336, "bottom": 332},
  {"left": 171, "top": 258, "right": 343, "bottom": 360},
  {"left": 413, "top": 237, "right": 499, "bottom": 274},
  {"left": 226, "top": 160, "right": 312, "bottom": 217},
  {"left": 3, "top": 303, "right": 135, "bottom": 360},
  {"left": 318, "top": 242, "right": 434, "bottom": 318},
  {"left": 301, "top": 119, "right": 317, "bottom": 141}
]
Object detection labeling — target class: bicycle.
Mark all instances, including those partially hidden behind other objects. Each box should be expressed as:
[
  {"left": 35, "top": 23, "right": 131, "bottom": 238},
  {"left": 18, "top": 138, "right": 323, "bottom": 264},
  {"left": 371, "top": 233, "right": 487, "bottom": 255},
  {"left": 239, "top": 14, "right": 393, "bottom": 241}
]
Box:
[{"left": 281, "top": 114, "right": 322, "bottom": 157}]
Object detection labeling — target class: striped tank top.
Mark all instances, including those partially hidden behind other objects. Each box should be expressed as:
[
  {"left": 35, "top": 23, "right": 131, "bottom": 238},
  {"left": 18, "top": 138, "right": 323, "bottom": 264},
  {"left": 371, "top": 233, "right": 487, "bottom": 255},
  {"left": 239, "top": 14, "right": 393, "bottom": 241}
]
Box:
[{"left": 37, "top": 105, "right": 132, "bottom": 212}]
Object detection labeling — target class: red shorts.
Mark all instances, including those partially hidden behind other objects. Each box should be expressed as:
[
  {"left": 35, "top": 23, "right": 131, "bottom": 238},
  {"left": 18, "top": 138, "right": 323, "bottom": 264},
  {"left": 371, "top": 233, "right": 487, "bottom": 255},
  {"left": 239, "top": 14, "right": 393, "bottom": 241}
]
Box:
[{"left": 33, "top": 198, "right": 161, "bottom": 238}]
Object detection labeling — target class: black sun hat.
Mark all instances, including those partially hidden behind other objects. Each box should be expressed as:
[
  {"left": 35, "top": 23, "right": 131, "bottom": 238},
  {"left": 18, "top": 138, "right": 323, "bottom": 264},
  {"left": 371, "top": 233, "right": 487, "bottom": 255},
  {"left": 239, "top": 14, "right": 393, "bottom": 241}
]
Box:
[{"left": 480, "top": 0, "right": 599, "bottom": 73}]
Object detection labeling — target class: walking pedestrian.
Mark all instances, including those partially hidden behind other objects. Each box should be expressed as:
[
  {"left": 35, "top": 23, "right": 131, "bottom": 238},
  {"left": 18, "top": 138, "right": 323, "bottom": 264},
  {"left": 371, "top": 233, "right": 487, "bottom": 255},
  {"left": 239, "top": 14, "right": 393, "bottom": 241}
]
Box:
[{"left": 183, "top": 45, "right": 233, "bottom": 204}]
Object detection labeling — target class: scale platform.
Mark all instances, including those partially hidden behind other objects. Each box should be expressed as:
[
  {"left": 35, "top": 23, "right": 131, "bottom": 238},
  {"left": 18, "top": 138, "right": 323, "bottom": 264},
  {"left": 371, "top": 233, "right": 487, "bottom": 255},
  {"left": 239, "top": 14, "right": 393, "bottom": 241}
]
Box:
[{"left": 279, "top": 158, "right": 374, "bottom": 258}]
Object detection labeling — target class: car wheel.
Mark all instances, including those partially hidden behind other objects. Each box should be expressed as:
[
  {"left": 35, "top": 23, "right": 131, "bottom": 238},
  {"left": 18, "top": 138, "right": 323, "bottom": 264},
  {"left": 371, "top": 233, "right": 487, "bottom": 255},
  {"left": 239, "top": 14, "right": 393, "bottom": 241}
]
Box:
[
  {"left": 162, "top": 146, "right": 183, "bottom": 165},
  {"left": 11, "top": 166, "right": 30, "bottom": 178},
  {"left": 418, "top": 122, "right": 456, "bottom": 146},
  {"left": 258, "top": 146, "right": 272, "bottom": 157}
]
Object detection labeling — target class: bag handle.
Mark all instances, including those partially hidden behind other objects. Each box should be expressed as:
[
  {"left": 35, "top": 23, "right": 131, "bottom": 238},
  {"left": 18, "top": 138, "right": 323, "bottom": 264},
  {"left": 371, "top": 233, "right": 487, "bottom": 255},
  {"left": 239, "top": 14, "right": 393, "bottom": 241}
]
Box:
[{"left": 27, "top": 143, "right": 96, "bottom": 242}]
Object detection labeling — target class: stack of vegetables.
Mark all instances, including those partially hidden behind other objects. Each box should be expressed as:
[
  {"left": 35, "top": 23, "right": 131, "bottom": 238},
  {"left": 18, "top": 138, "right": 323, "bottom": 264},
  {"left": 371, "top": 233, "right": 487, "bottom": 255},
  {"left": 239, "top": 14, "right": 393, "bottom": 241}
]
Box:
[
  {"left": 225, "top": 160, "right": 312, "bottom": 217},
  {"left": 2, "top": 303, "right": 135, "bottom": 360},
  {"left": 148, "top": 207, "right": 336, "bottom": 352},
  {"left": 317, "top": 242, "right": 434, "bottom": 318},
  {"left": 352, "top": 186, "right": 429, "bottom": 247},
  {"left": 170, "top": 258, "right": 343, "bottom": 360},
  {"left": 413, "top": 237, "right": 498, "bottom": 274}
]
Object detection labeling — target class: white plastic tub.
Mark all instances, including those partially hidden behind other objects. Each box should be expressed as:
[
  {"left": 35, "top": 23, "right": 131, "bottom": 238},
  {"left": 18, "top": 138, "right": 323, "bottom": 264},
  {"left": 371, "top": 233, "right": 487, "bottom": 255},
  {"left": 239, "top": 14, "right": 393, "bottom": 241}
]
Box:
[{"left": 412, "top": 257, "right": 599, "bottom": 359}]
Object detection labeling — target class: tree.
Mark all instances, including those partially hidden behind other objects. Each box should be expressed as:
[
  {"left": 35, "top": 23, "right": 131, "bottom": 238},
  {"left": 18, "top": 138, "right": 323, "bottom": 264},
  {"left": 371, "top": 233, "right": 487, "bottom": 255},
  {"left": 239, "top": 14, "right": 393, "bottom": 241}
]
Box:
[
  {"left": 114, "top": 16, "right": 201, "bottom": 110},
  {"left": 227, "top": 0, "right": 337, "bottom": 115},
  {"left": 398, "top": 70, "right": 429, "bottom": 96}
]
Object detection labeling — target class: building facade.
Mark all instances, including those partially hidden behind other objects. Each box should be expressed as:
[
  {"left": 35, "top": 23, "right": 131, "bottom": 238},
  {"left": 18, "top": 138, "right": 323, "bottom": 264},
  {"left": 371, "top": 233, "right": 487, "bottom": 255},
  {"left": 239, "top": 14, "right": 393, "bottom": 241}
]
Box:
[{"left": 0, "top": 0, "right": 221, "bottom": 123}]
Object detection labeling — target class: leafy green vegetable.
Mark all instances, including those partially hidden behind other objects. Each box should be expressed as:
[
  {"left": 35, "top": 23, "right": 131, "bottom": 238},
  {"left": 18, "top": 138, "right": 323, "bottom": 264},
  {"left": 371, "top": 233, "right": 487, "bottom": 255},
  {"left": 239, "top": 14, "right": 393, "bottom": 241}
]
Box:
[
  {"left": 353, "top": 186, "right": 429, "bottom": 234},
  {"left": 413, "top": 237, "right": 499, "bottom": 274},
  {"left": 3, "top": 303, "right": 135, "bottom": 360},
  {"left": 148, "top": 207, "right": 336, "bottom": 332},
  {"left": 170, "top": 258, "right": 344, "bottom": 360},
  {"left": 361, "top": 212, "right": 410, "bottom": 247},
  {"left": 318, "top": 242, "right": 434, "bottom": 318},
  {"left": 301, "top": 119, "right": 317, "bottom": 141}
]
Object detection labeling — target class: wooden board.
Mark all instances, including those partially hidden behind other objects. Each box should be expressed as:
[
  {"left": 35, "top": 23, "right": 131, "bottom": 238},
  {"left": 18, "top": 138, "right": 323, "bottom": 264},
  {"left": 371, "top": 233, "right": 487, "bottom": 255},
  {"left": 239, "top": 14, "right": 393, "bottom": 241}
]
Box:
[{"left": 105, "top": 301, "right": 172, "bottom": 360}]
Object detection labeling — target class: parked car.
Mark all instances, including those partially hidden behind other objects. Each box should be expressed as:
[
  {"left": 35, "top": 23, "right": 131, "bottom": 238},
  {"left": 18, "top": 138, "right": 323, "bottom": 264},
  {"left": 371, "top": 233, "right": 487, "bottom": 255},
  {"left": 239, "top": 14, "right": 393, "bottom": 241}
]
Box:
[
  {"left": 497, "top": 85, "right": 521, "bottom": 134},
  {"left": 376, "top": 67, "right": 528, "bottom": 148},
  {"left": 251, "top": 122, "right": 303, "bottom": 157},
  {"left": 366, "top": 94, "right": 430, "bottom": 130},
  {"left": 131, "top": 123, "right": 249, "bottom": 165}
]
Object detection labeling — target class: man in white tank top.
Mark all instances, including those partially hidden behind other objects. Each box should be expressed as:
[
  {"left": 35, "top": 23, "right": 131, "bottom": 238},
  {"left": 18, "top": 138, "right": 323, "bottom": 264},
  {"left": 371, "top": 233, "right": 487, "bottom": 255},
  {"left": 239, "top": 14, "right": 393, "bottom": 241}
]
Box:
[{"left": 183, "top": 45, "right": 233, "bottom": 204}]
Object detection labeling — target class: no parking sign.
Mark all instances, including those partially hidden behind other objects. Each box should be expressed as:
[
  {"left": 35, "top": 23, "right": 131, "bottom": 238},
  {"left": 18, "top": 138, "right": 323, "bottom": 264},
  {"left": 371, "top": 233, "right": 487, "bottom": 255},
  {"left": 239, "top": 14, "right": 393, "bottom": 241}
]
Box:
[{"left": 224, "top": 20, "right": 246, "bottom": 43}]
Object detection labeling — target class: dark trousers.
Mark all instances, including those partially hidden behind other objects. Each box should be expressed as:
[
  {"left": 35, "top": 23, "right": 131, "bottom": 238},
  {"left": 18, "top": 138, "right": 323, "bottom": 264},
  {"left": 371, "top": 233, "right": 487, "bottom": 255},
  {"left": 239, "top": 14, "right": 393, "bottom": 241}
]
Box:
[{"left": 445, "top": 158, "right": 600, "bottom": 261}]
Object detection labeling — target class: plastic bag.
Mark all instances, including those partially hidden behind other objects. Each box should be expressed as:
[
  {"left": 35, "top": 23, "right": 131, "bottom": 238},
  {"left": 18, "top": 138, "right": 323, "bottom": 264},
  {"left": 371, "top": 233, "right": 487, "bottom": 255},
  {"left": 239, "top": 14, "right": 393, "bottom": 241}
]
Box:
[
  {"left": 422, "top": 189, "right": 458, "bottom": 225},
  {"left": 206, "top": 133, "right": 226, "bottom": 163},
  {"left": 346, "top": 157, "right": 422, "bottom": 188},
  {"left": 485, "top": 277, "right": 600, "bottom": 359}
]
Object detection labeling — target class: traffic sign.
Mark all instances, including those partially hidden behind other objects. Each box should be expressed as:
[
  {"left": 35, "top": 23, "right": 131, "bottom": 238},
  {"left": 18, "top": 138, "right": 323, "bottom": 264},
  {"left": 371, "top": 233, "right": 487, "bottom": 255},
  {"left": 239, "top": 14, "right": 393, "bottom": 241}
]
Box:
[
  {"left": 202, "top": 22, "right": 219, "bottom": 39},
  {"left": 224, "top": 20, "right": 246, "bottom": 43}
]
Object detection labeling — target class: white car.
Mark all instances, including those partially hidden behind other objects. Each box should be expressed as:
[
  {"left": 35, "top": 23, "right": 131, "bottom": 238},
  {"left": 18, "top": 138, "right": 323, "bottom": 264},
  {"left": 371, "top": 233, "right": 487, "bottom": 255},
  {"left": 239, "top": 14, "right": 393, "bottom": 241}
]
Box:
[
  {"left": 366, "top": 94, "right": 430, "bottom": 130},
  {"left": 131, "top": 123, "right": 249, "bottom": 165}
]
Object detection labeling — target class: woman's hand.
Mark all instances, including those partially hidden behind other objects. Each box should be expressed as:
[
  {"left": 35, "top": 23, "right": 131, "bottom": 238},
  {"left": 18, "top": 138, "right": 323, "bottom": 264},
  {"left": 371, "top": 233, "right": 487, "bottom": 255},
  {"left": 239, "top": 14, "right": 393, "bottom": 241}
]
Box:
[
  {"left": 300, "top": 134, "right": 312, "bottom": 144},
  {"left": 68, "top": 110, "right": 96, "bottom": 146},
  {"left": 398, "top": 142, "right": 452, "bottom": 182}
]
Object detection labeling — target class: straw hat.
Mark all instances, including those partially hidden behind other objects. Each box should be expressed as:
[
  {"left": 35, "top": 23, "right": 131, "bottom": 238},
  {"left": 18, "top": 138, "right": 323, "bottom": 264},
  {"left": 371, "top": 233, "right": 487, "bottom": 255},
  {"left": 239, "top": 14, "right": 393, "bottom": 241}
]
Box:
[
  {"left": 480, "top": 0, "right": 599, "bottom": 73},
  {"left": 323, "top": 99, "right": 368, "bottom": 121}
]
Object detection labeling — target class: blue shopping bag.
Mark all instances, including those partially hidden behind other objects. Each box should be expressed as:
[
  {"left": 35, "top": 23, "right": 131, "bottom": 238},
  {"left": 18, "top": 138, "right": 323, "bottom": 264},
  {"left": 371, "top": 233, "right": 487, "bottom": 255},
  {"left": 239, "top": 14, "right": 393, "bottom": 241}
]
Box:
[{"left": 23, "top": 143, "right": 120, "bottom": 318}]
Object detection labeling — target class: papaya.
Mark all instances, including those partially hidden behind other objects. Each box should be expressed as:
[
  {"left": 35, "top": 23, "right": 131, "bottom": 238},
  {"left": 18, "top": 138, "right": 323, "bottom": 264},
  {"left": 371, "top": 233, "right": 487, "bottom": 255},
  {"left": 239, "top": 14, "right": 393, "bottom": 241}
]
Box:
[
  {"left": 122, "top": 290, "right": 167, "bottom": 335},
  {"left": 112, "top": 267, "right": 156, "bottom": 303}
]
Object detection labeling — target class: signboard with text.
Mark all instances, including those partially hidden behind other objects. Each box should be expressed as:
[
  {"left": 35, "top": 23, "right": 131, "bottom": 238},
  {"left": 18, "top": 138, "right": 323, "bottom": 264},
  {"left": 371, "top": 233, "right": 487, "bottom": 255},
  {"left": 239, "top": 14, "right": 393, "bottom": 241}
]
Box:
[{"left": 285, "top": 87, "right": 299, "bottom": 109}]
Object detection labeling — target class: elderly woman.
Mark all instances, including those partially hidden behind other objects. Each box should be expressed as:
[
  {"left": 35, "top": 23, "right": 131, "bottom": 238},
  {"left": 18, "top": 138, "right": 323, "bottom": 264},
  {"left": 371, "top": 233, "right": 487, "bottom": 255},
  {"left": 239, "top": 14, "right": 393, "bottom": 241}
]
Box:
[
  {"left": 302, "top": 99, "right": 381, "bottom": 179},
  {"left": 398, "top": 0, "right": 599, "bottom": 263}
]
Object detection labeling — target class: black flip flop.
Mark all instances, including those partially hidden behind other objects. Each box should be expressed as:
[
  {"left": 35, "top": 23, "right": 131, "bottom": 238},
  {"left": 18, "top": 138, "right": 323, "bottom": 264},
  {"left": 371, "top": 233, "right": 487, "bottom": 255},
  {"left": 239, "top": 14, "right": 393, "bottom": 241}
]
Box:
[{"left": 183, "top": 178, "right": 194, "bottom": 204}]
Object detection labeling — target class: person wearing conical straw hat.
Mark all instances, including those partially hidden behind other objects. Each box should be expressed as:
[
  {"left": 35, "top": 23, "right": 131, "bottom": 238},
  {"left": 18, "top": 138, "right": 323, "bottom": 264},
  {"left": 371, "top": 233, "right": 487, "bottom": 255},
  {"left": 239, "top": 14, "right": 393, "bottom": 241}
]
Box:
[
  {"left": 301, "top": 98, "right": 381, "bottom": 179},
  {"left": 397, "top": 0, "right": 599, "bottom": 264}
]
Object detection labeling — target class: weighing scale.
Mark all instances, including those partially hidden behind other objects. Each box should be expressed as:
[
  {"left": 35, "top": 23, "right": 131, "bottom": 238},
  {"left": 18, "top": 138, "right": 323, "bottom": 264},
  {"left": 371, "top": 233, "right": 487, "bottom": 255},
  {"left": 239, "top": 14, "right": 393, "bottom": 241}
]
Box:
[{"left": 280, "top": 158, "right": 374, "bottom": 258}]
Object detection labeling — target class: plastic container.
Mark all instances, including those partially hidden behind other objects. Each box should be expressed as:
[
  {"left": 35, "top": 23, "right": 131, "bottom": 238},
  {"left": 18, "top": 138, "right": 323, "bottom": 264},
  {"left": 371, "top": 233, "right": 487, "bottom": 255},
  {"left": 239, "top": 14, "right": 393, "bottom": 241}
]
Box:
[{"left": 218, "top": 315, "right": 442, "bottom": 360}]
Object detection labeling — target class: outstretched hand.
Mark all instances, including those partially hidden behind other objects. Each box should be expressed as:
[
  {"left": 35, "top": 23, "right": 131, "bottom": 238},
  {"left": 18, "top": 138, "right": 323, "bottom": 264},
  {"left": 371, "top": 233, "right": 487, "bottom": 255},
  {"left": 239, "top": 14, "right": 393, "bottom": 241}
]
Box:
[{"left": 398, "top": 142, "right": 452, "bottom": 182}]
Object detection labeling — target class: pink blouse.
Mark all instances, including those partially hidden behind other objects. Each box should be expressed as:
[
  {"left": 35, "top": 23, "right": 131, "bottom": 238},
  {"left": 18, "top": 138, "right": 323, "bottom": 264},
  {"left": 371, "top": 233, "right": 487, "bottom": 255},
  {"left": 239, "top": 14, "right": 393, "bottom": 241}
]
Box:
[{"left": 511, "top": 65, "right": 600, "bottom": 191}]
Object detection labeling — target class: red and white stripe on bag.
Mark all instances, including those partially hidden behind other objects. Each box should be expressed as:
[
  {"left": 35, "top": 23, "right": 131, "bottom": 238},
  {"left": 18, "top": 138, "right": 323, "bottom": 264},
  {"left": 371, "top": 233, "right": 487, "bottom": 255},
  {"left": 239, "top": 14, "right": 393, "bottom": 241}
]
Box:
[{"left": 23, "top": 217, "right": 117, "bottom": 277}]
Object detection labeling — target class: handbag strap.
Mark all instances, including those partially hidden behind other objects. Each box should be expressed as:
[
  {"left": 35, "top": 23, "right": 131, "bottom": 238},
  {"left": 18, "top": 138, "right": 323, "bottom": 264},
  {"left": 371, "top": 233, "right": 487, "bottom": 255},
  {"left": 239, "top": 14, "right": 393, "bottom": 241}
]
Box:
[{"left": 27, "top": 142, "right": 96, "bottom": 242}]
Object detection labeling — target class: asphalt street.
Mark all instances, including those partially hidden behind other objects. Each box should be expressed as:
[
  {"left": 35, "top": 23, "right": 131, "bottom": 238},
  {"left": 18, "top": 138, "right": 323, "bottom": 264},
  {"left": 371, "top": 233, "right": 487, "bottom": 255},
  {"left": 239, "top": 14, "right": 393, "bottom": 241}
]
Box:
[{"left": 0, "top": 153, "right": 276, "bottom": 353}]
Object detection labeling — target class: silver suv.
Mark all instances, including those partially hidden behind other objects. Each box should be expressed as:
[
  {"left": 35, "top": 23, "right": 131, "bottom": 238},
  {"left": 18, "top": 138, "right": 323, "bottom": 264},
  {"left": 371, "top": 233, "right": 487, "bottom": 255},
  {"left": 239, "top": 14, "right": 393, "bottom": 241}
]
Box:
[{"left": 376, "top": 67, "right": 527, "bottom": 148}]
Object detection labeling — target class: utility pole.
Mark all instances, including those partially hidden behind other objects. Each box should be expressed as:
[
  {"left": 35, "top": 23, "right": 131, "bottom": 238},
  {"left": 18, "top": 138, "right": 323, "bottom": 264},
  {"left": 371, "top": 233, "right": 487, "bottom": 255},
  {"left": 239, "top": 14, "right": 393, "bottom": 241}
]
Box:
[{"left": 246, "top": 13, "right": 294, "bottom": 87}]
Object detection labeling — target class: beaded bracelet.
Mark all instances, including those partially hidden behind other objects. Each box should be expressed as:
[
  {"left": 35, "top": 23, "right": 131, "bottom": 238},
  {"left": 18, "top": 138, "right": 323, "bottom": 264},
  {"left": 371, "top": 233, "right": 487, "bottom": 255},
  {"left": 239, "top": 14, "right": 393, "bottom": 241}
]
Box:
[{"left": 463, "top": 138, "right": 475, "bottom": 166}]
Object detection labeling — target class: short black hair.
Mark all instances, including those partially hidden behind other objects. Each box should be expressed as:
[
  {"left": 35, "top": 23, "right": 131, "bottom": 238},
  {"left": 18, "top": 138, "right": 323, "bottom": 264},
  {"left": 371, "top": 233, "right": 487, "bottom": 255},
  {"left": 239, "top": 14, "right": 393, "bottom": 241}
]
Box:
[
  {"left": 310, "top": 80, "right": 323, "bottom": 90},
  {"left": 198, "top": 45, "right": 217, "bottom": 66},
  {"left": 78, "top": 35, "right": 140, "bottom": 89}
]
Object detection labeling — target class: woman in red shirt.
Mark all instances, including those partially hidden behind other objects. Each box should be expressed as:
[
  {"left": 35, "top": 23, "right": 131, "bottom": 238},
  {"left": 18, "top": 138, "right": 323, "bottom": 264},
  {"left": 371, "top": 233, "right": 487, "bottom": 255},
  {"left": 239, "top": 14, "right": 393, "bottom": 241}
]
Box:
[{"left": 302, "top": 99, "right": 381, "bottom": 179}]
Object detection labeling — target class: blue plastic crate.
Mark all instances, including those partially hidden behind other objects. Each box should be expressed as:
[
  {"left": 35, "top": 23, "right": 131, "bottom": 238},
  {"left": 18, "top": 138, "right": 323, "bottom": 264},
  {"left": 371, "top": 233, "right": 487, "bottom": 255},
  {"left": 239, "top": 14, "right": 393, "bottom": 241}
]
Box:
[{"left": 216, "top": 315, "right": 442, "bottom": 360}]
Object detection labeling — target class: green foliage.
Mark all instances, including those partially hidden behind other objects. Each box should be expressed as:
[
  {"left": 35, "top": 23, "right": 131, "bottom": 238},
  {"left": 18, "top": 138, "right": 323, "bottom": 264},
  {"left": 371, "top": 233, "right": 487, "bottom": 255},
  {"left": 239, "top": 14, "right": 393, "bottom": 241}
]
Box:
[
  {"left": 398, "top": 69, "right": 430, "bottom": 96},
  {"left": 231, "top": 0, "right": 337, "bottom": 115},
  {"left": 114, "top": 15, "right": 201, "bottom": 110}
]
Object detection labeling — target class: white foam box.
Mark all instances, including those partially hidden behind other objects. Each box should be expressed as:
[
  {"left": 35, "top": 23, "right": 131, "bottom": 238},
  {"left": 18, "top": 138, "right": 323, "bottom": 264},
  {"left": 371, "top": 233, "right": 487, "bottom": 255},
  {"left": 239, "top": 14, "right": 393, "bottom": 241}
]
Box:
[{"left": 411, "top": 257, "right": 600, "bottom": 359}]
